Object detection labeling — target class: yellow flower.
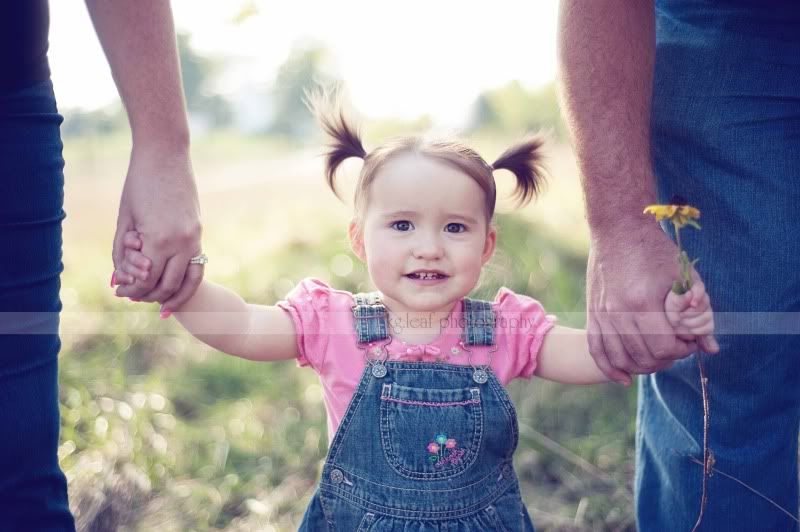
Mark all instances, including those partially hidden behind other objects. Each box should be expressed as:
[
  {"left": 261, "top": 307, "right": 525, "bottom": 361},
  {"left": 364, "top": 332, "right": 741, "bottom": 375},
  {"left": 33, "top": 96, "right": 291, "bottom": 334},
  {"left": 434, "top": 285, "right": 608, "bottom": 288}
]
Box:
[{"left": 643, "top": 204, "right": 701, "bottom": 229}]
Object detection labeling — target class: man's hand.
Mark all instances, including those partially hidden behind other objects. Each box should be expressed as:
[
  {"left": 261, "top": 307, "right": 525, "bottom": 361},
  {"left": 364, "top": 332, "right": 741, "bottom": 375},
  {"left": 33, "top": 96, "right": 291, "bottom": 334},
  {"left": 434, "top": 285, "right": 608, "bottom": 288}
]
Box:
[
  {"left": 112, "top": 147, "right": 203, "bottom": 313},
  {"left": 587, "top": 223, "right": 700, "bottom": 385}
]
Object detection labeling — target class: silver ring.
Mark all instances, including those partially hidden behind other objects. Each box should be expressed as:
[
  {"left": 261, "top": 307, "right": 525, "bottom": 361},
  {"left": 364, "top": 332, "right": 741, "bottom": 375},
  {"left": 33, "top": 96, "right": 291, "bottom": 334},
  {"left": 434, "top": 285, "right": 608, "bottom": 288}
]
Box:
[{"left": 189, "top": 253, "right": 208, "bottom": 265}]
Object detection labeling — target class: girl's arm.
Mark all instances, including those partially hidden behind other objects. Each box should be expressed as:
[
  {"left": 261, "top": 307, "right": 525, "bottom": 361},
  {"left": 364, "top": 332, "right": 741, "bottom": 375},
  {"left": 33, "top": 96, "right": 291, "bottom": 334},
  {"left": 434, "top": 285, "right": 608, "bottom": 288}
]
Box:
[
  {"left": 534, "top": 326, "right": 609, "bottom": 384},
  {"left": 172, "top": 281, "right": 299, "bottom": 362}
]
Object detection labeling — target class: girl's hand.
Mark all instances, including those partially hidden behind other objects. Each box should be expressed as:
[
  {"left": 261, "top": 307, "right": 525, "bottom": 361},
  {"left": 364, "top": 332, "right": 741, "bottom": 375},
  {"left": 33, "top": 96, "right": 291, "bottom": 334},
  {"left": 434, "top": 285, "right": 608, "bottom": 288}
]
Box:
[
  {"left": 665, "top": 281, "right": 720, "bottom": 354},
  {"left": 112, "top": 231, "right": 153, "bottom": 287}
]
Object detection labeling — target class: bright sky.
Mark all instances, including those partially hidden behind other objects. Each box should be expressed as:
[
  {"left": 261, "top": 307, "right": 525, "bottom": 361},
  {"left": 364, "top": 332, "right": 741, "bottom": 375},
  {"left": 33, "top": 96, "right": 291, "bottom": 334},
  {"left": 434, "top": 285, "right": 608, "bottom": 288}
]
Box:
[{"left": 49, "top": 0, "right": 558, "bottom": 125}]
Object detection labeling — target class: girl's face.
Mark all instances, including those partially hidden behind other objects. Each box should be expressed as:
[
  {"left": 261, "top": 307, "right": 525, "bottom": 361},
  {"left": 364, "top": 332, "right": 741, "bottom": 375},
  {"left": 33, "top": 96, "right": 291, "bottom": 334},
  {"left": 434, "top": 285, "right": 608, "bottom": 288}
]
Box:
[{"left": 349, "top": 153, "right": 496, "bottom": 316}]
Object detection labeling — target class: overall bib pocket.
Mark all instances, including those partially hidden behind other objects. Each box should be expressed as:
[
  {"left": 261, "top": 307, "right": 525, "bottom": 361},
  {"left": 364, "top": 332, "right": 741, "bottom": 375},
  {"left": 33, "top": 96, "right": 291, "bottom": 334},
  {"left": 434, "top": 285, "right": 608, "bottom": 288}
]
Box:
[{"left": 379, "top": 382, "right": 483, "bottom": 479}]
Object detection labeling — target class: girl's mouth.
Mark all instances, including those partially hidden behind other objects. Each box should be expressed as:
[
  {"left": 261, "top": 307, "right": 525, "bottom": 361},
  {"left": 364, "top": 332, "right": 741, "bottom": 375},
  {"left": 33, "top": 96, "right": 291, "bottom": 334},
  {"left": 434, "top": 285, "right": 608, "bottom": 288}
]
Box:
[{"left": 406, "top": 272, "right": 448, "bottom": 282}]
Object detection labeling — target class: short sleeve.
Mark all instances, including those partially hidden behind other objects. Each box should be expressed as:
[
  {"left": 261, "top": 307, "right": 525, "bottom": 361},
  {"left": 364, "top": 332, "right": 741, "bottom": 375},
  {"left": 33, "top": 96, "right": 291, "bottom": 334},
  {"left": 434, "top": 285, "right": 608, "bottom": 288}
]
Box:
[
  {"left": 493, "top": 287, "right": 557, "bottom": 381},
  {"left": 275, "top": 278, "right": 335, "bottom": 370}
]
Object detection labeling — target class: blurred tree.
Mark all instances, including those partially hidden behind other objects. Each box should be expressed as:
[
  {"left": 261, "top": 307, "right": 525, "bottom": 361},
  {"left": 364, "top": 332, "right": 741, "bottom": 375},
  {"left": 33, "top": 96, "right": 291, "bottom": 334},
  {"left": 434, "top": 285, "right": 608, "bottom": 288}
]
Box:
[
  {"left": 231, "top": 0, "right": 259, "bottom": 25},
  {"left": 63, "top": 33, "right": 232, "bottom": 137},
  {"left": 469, "top": 81, "right": 567, "bottom": 139},
  {"left": 268, "top": 43, "right": 338, "bottom": 139},
  {"left": 178, "top": 33, "right": 232, "bottom": 129},
  {"left": 61, "top": 105, "right": 127, "bottom": 137}
]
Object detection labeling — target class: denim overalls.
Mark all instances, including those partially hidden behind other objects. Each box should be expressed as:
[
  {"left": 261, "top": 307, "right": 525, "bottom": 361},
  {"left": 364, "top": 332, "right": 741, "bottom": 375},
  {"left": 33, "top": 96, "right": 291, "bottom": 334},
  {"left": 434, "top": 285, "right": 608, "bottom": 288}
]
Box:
[{"left": 299, "top": 292, "right": 535, "bottom": 531}]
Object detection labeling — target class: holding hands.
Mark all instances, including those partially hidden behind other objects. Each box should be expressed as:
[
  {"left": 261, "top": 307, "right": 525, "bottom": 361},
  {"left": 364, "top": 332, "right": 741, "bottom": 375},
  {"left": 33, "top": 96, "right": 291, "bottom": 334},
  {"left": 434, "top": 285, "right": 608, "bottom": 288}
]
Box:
[
  {"left": 116, "top": 227, "right": 718, "bottom": 376},
  {"left": 110, "top": 149, "right": 204, "bottom": 316}
]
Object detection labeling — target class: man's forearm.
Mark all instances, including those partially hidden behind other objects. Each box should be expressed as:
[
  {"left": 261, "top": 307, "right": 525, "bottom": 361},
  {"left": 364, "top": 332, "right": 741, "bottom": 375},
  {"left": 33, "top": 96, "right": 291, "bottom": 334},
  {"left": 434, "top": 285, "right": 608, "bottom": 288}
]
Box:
[
  {"left": 85, "top": 0, "right": 189, "bottom": 155},
  {"left": 558, "top": 0, "right": 656, "bottom": 237}
]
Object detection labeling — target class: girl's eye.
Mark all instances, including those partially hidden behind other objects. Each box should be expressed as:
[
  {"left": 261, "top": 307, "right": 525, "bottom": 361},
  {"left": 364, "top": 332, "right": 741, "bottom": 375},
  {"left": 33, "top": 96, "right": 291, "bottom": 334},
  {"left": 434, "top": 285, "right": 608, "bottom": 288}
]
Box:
[
  {"left": 391, "top": 220, "right": 413, "bottom": 232},
  {"left": 445, "top": 222, "right": 466, "bottom": 233}
]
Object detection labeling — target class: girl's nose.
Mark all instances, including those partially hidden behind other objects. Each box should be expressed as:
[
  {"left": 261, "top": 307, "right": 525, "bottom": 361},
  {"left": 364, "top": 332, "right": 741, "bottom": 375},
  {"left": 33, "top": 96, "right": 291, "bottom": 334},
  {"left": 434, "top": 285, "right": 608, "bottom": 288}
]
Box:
[{"left": 412, "top": 232, "right": 444, "bottom": 259}]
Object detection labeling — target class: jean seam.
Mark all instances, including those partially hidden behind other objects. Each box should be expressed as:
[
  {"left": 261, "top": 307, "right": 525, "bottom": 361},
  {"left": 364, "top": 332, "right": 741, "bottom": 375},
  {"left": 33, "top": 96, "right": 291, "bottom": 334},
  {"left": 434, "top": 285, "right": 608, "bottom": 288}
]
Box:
[
  {"left": 321, "top": 462, "right": 507, "bottom": 493},
  {"left": 330, "top": 366, "right": 372, "bottom": 464},
  {"left": 485, "top": 504, "right": 509, "bottom": 532},
  {"left": 487, "top": 371, "right": 519, "bottom": 458},
  {"left": 318, "top": 491, "right": 335, "bottom": 530},
  {"left": 356, "top": 512, "right": 376, "bottom": 532},
  {"left": 319, "top": 476, "right": 516, "bottom": 519}
]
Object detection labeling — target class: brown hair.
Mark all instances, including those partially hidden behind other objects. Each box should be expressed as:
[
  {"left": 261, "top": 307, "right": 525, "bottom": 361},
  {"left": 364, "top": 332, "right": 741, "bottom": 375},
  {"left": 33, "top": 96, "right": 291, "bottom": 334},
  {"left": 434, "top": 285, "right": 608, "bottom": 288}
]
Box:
[{"left": 306, "top": 90, "right": 547, "bottom": 233}]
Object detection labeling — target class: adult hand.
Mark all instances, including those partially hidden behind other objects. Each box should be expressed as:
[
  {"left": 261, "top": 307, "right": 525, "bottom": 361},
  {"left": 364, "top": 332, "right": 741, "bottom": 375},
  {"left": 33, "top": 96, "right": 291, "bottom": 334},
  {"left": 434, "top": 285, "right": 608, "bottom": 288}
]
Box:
[
  {"left": 587, "top": 222, "right": 700, "bottom": 385},
  {"left": 112, "top": 146, "right": 203, "bottom": 312}
]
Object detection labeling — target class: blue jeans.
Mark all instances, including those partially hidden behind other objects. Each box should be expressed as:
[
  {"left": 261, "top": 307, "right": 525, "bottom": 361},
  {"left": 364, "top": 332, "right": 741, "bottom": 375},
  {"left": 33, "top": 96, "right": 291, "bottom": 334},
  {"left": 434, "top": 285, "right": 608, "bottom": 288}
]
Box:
[
  {"left": 0, "top": 80, "right": 74, "bottom": 530},
  {"left": 639, "top": 2, "right": 800, "bottom": 530}
]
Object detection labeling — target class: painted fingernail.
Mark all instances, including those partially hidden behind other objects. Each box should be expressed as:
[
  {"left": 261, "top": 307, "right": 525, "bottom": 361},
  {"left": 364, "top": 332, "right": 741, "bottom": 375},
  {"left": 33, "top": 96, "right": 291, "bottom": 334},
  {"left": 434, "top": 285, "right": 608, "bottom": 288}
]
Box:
[
  {"left": 160, "top": 310, "right": 172, "bottom": 319},
  {"left": 130, "top": 298, "right": 140, "bottom": 302},
  {"left": 110, "top": 272, "right": 117, "bottom": 287}
]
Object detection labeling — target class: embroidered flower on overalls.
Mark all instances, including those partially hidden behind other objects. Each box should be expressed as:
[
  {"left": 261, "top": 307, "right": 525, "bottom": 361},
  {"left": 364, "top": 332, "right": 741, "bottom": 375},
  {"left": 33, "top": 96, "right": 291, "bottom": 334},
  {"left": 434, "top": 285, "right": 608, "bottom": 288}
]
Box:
[{"left": 427, "top": 433, "right": 465, "bottom": 467}]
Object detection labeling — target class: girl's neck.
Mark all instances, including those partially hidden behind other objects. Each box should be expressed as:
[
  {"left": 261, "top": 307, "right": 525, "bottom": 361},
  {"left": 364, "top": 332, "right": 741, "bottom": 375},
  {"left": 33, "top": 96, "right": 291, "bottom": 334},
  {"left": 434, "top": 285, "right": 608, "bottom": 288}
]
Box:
[{"left": 382, "top": 302, "right": 459, "bottom": 345}]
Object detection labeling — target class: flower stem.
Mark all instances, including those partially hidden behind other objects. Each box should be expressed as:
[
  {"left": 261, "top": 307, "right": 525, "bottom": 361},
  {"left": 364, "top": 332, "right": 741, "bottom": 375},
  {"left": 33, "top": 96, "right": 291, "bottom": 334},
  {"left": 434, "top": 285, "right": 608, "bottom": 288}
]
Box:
[{"left": 672, "top": 220, "right": 691, "bottom": 294}]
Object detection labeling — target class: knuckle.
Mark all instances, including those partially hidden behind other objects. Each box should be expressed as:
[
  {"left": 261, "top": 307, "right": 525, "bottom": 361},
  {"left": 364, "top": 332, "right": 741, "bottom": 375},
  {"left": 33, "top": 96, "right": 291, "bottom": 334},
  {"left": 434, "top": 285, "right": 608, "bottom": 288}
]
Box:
[
  {"left": 153, "top": 234, "right": 172, "bottom": 249},
  {"left": 180, "top": 223, "right": 202, "bottom": 243},
  {"left": 626, "top": 289, "right": 650, "bottom": 311}
]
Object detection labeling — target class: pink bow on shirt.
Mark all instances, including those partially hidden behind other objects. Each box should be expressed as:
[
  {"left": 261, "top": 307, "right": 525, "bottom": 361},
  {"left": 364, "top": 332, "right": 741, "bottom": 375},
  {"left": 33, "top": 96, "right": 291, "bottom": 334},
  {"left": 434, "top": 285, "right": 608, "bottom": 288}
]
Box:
[{"left": 399, "top": 344, "right": 442, "bottom": 362}]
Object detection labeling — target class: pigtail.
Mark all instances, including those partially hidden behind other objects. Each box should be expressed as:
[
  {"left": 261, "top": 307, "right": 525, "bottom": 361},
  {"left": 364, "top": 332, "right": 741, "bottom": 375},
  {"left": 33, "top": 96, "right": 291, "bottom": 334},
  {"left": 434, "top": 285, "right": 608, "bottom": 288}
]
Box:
[
  {"left": 304, "top": 88, "right": 367, "bottom": 200},
  {"left": 491, "top": 135, "right": 547, "bottom": 207}
]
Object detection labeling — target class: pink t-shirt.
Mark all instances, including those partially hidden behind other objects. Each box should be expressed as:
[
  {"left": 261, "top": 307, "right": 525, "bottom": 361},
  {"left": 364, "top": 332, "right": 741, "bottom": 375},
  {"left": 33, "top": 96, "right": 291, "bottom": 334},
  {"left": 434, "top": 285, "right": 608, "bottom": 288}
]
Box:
[{"left": 276, "top": 278, "right": 557, "bottom": 443}]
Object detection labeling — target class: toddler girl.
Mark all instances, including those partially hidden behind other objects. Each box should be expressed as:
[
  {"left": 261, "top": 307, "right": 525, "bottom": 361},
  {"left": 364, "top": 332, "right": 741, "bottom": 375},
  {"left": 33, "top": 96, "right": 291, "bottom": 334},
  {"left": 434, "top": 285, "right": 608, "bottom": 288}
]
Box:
[{"left": 113, "top": 96, "right": 716, "bottom": 531}]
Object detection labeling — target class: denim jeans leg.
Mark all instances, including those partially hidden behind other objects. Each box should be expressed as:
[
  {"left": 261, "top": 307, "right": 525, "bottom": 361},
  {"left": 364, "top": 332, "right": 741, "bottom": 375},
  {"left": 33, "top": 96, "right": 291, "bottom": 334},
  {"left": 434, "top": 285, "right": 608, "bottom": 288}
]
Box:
[
  {"left": 0, "top": 79, "right": 74, "bottom": 530},
  {"left": 639, "top": 3, "right": 800, "bottom": 530}
]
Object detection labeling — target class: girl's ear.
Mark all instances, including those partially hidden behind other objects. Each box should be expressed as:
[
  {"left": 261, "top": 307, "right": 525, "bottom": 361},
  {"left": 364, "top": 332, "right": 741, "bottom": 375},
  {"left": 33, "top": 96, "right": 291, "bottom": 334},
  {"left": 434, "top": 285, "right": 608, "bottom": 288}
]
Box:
[
  {"left": 348, "top": 219, "right": 366, "bottom": 261},
  {"left": 481, "top": 226, "right": 497, "bottom": 265}
]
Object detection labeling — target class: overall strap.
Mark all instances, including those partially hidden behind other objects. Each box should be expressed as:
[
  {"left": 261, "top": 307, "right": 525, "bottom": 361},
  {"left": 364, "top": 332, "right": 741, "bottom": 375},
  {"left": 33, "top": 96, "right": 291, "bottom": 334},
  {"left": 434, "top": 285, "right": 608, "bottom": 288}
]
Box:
[
  {"left": 461, "top": 298, "right": 496, "bottom": 347},
  {"left": 352, "top": 292, "right": 390, "bottom": 344}
]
